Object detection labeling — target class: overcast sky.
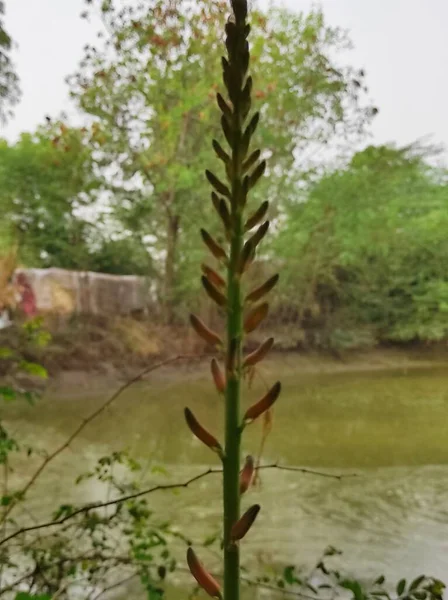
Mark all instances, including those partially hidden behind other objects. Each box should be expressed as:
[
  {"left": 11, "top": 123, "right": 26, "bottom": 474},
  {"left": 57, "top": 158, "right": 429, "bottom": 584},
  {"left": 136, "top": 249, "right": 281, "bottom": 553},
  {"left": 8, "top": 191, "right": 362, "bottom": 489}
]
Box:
[{"left": 2, "top": 0, "right": 447, "bottom": 162}]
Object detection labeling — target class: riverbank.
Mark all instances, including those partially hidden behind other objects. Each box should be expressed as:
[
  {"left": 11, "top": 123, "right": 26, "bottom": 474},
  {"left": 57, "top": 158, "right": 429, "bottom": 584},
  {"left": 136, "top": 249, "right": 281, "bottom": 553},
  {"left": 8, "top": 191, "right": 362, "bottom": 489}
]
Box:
[
  {"left": 46, "top": 345, "right": 448, "bottom": 398},
  {"left": 2, "top": 315, "right": 448, "bottom": 395}
]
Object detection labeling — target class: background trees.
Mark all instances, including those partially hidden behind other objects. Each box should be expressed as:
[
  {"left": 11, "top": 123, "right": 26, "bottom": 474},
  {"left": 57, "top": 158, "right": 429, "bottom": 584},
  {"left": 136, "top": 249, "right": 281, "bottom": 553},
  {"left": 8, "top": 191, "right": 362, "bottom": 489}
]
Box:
[
  {"left": 0, "top": 0, "right": 20, "bottom": 123},
  {"left": 69, "top": 0, "right": 373, "bottom": 321}
]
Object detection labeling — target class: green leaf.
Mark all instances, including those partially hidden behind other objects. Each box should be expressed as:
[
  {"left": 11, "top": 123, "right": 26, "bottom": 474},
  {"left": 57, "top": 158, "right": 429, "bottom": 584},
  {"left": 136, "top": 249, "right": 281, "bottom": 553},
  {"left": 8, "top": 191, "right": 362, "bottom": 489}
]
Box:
[
  {"left": 0, "top": 386, "right": 16, "bottom": 402},
  {"left": 0, "top": 347, "right": 14, "bottom": 359},
  {"left": 397, "top": 579, "right": 407, "bottom": 596},
  {"left": 341, "top": 580, "right": 364, "bottom": 600},
  {"left": 18, "top": 361, "right": 48, "bottom": 379},
  {"left": 410, "top": 576, "right": 425, "bottom": 591},
  {"left": 283, "top": 565, "right": 296, "bottom": 585}
]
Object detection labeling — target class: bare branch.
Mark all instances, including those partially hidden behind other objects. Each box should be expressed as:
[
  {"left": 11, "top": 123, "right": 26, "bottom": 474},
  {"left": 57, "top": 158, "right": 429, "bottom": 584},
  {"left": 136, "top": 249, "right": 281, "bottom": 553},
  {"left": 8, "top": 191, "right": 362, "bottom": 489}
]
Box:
[
  {"left": 0, "top": 463, "right": 356, "bottom": 547},
  {"left": 1, "top": 354, "right": 202, "bottom": 523}
]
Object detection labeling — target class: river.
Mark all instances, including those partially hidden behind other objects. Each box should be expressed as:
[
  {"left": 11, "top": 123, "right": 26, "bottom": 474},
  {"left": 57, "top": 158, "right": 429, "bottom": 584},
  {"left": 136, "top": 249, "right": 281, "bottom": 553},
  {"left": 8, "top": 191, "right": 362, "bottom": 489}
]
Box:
[{"left": 3, "top": 357, "right": 448, "bottom": 595}]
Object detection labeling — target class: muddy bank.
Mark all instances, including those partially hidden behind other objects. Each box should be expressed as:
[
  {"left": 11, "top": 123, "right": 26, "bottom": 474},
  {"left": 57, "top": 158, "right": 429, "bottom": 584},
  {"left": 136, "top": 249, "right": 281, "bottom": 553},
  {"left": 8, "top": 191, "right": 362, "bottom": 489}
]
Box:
[{"left": 46, "top": 345, "right": 448, "bottom": 397}]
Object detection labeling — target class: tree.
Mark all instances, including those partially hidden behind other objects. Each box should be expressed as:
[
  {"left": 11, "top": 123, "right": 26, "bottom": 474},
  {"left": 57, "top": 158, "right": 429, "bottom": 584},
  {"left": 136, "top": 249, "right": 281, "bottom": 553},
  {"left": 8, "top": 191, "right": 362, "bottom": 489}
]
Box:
[
  {"left": 274, "top": 143, "right": 448, "bottom": 346},
  {"left": 0, "top": 0, "right": 20, "bottom": 122},
  {"left": 70, "top": 0, "right": 374, "bottom": 322},
  {"left": 0, "top": 122, "right": 98, "bottom": 268}
]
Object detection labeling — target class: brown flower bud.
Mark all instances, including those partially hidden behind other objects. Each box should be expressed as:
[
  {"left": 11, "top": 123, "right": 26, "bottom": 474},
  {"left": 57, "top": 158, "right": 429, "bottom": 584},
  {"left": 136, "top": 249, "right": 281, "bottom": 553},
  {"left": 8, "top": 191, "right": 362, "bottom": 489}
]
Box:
[
  {"left": 205, "top": 169, "right": 231, "bottom": 198},
  {"left": 212, "top": 139, "right": 230, "bottom": 164},
  {"left": 201, "top": 264, "right": 226, "bottom": 289},
  {"left": 248, "top": 160, "right": 266, "bottom": 190},
  {"left": 245, "top": 274, "right": 279, "bottom": 303},
  {"left": 190, "top": 314, "right": 222, "bottom": 347},
  {"left": 243, "top": 381, "right": 281, "bottom": 424},
  {"left": 242, "top": 149, "right": 261, "bottom": 174},
  {"left": 187, "top": 547, "right": 222, "bottom": 600},
  {"left": 184, "top": 408, "right": 223, "bottom": 455},
  {"left": 243, "top": 337, "right": 274, "bottom": 367},
  {"left": 238, "top": 239, "right": 255, "bottom": 274},
  {"left": 211, "top": 358, "right": 226, "bottom": 394},
  {"left": 244, "top": 302, "right": 269, "bottom": 333},
  {"left": 231, "top": 504, "right": 260, "bottom": 541},
  {"left": 244, "top": 201, "right": 269, "bottom": 231},
  {"left": 200, "top": 229, "right": 228, "bottom": 262},
  {"left": 240, "top": 455, "right": 254, "bottom": 494},
  {"left": 202, "top": 275, "right": 227, "bottom": 307},
  {"left": 216, "top": 92, "right": 232, "bottom": 121},
  {"left": 248, "top": 220, "right": 269, "bottom": 250}
]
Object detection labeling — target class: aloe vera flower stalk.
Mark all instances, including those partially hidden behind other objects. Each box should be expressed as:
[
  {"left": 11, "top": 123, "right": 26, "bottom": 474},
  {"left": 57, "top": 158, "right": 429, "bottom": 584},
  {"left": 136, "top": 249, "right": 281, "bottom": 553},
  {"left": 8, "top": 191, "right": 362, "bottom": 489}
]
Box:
[{"left": 185, "top": 1, "right": 281, "bottom": 599}]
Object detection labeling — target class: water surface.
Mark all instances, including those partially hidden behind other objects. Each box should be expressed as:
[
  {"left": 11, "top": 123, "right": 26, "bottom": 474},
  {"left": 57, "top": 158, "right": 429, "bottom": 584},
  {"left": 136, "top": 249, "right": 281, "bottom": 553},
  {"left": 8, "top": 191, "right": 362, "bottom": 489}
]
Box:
[{"left": 4, "top": 360, "right": 448, "bottom": 589}]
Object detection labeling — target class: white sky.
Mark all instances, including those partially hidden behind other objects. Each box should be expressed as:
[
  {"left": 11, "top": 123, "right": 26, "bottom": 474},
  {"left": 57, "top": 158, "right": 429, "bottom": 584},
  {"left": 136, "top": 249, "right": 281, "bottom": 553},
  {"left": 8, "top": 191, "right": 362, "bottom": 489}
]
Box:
[{"left": 1, "top": 0, "right": 447, "bottom": 162}]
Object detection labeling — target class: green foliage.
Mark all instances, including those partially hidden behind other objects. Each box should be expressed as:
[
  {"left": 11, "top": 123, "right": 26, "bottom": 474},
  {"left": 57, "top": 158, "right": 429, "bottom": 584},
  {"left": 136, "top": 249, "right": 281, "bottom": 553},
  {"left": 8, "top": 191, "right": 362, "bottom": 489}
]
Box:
[
  {"left": 0, "top": 0, "right": 20, "bottom": 123},
  {"left": 0, "top": 123, "right": 98, "bottom": 268},
  {"left": 274, "top": 143, "right": 448, "bottom": 347},
  {"left": 259, "top": 548, "right": 445, "bottom": 600},
  {"left": 69, "top": 0, "right": 374, "bottom": 318}
]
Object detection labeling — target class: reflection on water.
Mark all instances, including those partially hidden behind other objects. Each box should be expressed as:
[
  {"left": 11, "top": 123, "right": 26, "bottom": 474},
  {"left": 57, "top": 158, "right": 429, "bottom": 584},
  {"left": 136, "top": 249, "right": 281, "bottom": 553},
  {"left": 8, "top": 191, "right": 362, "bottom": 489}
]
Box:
[{"left": 3, "top": 362, "right": 448, "bottom": 585}]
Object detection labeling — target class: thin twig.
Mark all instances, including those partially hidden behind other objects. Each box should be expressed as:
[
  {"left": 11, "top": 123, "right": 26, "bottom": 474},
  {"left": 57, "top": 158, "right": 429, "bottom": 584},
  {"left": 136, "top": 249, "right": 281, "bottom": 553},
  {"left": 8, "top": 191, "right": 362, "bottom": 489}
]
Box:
[
  {"left": 0, "top": 463, "right": 356, "bottom": 547},
  {"left": 242, "top": 576, "right": 319, "bottom": 600},
  {"left": 90, "top": 572, "right": 139, "bottom": 600},
  {"left": 1, "top": 354, "right": 199, "bottom": 523}
]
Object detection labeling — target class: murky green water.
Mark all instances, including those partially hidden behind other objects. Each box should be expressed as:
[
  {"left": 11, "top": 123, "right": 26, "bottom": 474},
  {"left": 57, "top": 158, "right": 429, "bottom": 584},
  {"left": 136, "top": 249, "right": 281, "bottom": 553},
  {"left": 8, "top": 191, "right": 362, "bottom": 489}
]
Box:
[{"left": 4, "top": 360, "right": 448, "bottom": 589}]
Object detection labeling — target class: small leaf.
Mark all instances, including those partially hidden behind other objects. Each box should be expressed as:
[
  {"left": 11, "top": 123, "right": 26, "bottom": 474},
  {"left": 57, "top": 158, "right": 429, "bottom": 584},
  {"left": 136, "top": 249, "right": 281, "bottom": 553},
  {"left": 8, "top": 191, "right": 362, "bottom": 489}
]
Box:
[
  {"left": 409, "top": 576, "right": 425, "bottom": 591},
  {"left": 19, "top": 361, "right": 48, "bottom": 379},
  {"left": 397, "top": 580, "right": 407, "bottom": 596}
]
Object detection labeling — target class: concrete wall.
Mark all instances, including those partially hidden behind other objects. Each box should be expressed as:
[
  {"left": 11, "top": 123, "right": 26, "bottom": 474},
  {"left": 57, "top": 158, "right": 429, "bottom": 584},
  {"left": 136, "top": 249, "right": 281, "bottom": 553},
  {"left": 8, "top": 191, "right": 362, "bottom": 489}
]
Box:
[{"left": 15, "top": 268, "right": 150, "bottom": 316}]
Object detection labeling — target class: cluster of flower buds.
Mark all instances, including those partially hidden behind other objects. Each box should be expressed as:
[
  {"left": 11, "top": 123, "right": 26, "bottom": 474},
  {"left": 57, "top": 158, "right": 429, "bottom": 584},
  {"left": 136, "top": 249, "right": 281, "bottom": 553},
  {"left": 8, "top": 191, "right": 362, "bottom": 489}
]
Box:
[{"left": 184, "top": 0, "right": 280, "bottom": 597}]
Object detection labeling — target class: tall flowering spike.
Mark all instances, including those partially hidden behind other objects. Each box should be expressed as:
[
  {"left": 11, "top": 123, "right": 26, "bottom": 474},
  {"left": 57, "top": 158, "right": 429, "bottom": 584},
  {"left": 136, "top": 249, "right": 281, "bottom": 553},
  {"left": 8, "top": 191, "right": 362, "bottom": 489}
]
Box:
[
  {"left": 239, "top": 455, "right": 255, "bottom": 494},
  {"left": 187, "top": 547, "right": 222, "bottom": 600},
  {"left": 188, "top": 0, "right": 279, "bottom": 599},
  {"left": 230, "top": 504, "right": 261, "bottom": 541},
  {"left": 184, "top": 407, "right": 223, "bottom": 457}
]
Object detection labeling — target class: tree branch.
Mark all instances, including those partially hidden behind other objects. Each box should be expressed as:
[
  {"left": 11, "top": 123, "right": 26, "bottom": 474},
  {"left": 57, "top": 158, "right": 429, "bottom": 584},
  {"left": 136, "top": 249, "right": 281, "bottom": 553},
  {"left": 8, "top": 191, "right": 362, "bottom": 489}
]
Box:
[
  {"left": 0, "top": 464, "right": 356, "bottom": 547},
  {"left": 1, "top": 354, "right": 202, "bottom": 523}
]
